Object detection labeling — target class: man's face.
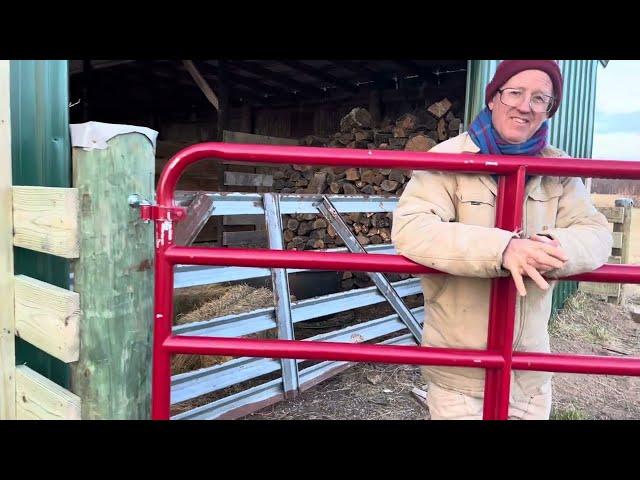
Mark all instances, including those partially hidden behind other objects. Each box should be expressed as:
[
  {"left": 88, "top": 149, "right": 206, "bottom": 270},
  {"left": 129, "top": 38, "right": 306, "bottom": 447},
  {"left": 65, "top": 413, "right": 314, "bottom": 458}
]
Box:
[{"left": 488, "top": 69, "right": 553, "bottom": 144}]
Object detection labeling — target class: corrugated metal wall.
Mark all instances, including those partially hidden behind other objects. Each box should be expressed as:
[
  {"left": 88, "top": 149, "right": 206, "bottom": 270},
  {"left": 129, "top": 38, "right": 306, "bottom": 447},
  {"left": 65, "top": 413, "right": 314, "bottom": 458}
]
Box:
[
  {"left": 463, "top": 60, "right": 500, "bottom": 130},
  {"left": 548, "top": 60, "right": 599, "bottom": 158},
  {"left": 545, "top": 60, "right": 599, "bottom": 309},
  {"left": 464, "top": 59, "right": 602, "bottom": 313},
  {"left": 11, "top": 60, "right": 71, "bottom": 387}
]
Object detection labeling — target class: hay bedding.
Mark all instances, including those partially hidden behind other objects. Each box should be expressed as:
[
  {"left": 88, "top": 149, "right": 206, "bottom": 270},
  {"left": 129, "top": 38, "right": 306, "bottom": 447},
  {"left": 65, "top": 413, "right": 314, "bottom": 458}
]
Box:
[{"left": 172, "top": 284, "right": 277, "bottom": 374}]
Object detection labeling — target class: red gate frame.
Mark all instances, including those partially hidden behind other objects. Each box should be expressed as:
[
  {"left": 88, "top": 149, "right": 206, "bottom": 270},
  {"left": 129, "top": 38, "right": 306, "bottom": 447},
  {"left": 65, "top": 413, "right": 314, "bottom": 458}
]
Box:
[{"left": 148, "top": 143, "right": 640, "bottom": 420}]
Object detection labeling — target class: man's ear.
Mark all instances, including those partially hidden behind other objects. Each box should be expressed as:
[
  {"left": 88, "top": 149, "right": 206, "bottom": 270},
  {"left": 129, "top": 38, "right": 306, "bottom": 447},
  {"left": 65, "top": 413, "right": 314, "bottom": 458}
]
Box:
[
  {"left": 488, "top": 93, "right": 497, "bottom": 111},
  {"left": 487, "top": 93, "right": 500, "bottom": 111}
]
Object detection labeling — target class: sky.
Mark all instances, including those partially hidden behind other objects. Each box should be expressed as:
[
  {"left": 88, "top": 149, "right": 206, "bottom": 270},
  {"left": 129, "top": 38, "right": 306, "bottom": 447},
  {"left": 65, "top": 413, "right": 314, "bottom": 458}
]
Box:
[{"left": 592, "top": 60, "right": 640, "bottom": 161}]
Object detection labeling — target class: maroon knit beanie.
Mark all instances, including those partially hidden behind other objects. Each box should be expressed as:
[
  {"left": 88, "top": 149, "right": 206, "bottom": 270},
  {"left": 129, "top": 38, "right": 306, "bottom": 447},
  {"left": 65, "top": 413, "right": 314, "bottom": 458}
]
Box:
[{"left": 485, "top": 60, "right": 563, "bottom": 117}]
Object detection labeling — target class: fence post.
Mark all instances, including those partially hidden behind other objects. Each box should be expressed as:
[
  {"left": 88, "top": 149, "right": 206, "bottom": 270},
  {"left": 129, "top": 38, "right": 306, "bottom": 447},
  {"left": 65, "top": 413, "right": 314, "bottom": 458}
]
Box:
[
  {"left": 70, "top": 124, "right": 156, "bottom": 419},
  {"left": 615, "top": 198, "right": 634, "bottom": 304},
  {"left": 0, "top": 60, "right": 15, "bottom": 419}
]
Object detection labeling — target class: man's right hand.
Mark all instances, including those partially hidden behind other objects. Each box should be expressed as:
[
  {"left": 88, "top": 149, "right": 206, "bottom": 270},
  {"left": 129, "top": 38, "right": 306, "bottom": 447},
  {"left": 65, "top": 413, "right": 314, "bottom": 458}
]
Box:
[
  {"left": 528, "top": 234, "right": 564, "bottom": 273},
  {"left": 502, "top": 237, "right": 569, "bottom": 296}
]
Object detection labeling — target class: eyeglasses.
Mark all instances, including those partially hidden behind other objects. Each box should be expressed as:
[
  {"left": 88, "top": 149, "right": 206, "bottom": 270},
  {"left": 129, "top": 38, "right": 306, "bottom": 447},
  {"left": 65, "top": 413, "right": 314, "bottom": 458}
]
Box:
[{"left": 497, "top": 88, "right": 555, "bottom": 113}]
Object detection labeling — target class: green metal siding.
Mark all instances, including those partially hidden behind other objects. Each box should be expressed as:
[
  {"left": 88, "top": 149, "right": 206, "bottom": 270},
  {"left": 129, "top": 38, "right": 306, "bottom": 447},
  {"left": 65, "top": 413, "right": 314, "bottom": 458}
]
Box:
[
  {"left": 463, "top": 60, "right": 500, "bottom": 129},
  {"left": 547, "top": 61, "right": 599, "bottom": 310},
  {"left": 464, "top": 59, "right": 602, "bottom": 313},
  {"left": 11, "top": 60, "right": 71, "bottom": 387},
  {"left": 548, "top": 60, "right": 599, "bottom": 158}
]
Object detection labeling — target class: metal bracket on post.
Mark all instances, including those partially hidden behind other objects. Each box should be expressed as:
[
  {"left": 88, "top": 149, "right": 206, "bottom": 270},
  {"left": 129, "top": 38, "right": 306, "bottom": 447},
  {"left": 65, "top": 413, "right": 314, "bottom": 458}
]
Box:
[
  {"left": 263, "top": 193, "right": 300, "bottom": 399},
  {"left": 314, "top": 195, "right": 423, "bottom": 343},
  {"left": 129, "top": 193, "right": 187, "bottom": 224}
]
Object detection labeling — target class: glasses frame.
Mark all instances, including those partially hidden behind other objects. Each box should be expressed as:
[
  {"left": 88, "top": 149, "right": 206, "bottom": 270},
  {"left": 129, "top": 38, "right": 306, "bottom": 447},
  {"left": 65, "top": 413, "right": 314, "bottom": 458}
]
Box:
[{"left": 497, "top": 87, "right": 555, "bottom": 114}]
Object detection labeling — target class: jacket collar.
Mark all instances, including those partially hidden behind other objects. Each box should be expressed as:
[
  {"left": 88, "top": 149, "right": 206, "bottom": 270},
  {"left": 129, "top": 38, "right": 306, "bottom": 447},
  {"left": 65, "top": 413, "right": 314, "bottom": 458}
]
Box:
[{"left": 462, "top": 133, "right": 559, "bottom": 197}]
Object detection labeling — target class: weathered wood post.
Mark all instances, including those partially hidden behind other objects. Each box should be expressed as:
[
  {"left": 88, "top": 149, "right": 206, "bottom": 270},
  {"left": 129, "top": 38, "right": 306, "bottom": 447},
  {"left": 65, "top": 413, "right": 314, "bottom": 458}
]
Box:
[
  {"left": 70, "top": 123, "right": 156, "bottom": 419},
  {"left": 580, "top": 199, "right": 634, "bottom": 304},
  {"left": 615, "top": 198, "right": 634, "bottom": 304},
  {"left": 0, "top": 60, "right": 15, "bottom": 419}
]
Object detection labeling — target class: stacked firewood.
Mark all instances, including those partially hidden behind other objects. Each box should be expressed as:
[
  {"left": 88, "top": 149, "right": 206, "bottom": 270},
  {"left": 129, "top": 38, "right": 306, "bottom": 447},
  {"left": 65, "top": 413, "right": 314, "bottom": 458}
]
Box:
[
  {"left": 271, "top": 99, "right": 462, "bottom": 288},
  {"left": 300, "top": 98, "right": 461, "bottom": 152}
]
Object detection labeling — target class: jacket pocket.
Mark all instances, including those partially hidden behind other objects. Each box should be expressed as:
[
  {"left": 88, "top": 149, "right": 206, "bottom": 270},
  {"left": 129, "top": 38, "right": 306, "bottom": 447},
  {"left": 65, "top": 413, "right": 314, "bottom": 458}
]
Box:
[
  {"left": 455, "top": 183, "right": 496, "bottom": 227},
  {"left": 528, "top": 181, "right": 563, "bottom": 202},
  {"left": 526, "top": 181, "right": 563, "bottom": 233}
]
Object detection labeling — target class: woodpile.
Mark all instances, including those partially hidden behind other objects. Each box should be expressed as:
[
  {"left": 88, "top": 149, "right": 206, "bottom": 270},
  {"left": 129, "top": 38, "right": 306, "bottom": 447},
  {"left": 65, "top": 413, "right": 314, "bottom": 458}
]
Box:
[
  {"left": 272, "top": 98, "right": 462, "bottom": 252},
  {"left": 264, "top": 99, "right": 463, "bottom": 289},
  {"left": 281, "top": 209, "right": 393, "bottom": 252},
  {"left": 299, "top": 98, "right": 461, "bottom": 152}
]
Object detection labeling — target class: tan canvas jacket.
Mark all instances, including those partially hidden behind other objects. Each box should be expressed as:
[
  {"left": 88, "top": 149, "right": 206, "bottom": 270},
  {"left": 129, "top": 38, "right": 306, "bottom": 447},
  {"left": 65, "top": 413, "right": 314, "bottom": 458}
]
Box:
[{"left": 392, "top": 132, "right": 612, "bottom": 394}]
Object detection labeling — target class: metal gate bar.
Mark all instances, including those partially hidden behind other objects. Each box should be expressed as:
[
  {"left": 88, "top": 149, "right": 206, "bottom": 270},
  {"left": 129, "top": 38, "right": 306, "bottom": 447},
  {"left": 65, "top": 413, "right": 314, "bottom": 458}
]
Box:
[{"left": 147, "top": 142, "right": 640, "bottom": 420}]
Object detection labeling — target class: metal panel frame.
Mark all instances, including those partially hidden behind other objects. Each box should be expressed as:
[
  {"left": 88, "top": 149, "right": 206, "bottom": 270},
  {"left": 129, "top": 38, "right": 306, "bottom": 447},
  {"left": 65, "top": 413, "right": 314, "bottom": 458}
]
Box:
[
  {"left": 316, "top": 195, "right": 422, "bottom": 342},
  {"left": 263, "top": 193, "right": 299, "bottom": 397},
  {"left": 150, "top": 142, "right": 640, "bottom": 421}
]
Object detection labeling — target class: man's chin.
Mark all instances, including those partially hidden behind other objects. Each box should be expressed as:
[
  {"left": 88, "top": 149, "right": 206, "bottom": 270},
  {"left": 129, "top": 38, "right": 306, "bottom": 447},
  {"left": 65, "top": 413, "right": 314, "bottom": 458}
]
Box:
[{"left": 502, "top": 132, "right": 531, "bottom": 145}]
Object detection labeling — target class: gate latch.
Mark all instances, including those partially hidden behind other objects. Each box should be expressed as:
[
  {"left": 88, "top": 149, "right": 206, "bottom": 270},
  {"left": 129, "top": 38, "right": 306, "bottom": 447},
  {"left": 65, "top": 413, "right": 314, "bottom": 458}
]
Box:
[{"left": 128, "top": 194, "right": 186, "bottom": 223}]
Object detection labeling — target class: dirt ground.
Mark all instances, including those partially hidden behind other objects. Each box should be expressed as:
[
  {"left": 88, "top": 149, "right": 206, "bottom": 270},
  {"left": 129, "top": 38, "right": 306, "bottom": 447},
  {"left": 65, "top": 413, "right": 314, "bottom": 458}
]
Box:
[{"left": 244, "top": 291, "right": 640, "bottom": 420}]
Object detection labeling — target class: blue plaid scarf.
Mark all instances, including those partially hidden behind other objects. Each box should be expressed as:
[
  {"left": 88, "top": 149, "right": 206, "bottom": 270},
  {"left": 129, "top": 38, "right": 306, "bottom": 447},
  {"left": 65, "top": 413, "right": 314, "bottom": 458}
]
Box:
[{"left": 468, "top": 107, "right": 549, "bottom": 156}]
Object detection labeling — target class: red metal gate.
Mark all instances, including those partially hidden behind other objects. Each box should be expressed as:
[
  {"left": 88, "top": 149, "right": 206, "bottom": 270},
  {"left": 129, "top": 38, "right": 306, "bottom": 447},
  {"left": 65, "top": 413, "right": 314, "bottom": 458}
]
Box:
[{"left": 147, "top": 143, "right": 640, "bottom": 420}]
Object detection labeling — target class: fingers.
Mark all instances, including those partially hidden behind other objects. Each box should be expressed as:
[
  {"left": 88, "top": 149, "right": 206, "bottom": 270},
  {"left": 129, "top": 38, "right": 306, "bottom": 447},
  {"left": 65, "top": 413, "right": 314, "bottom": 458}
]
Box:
[
  {"left": 523, "top": 263, "right": 550, "bottom": 291},
  {"left": 536, "top": 243, "right": 569, "bottom": 262},
  {"left": 510, "top": 269, "right": 527, "bottom": 296},
  {"left": 503, "top": 236, "right": 563, "bottom": 296},
  {"left": 531, "top": 249, "right": 566, "bottom": 270},
  {"left": 527, "top": 257, "right": 553, "bottom": 273}
]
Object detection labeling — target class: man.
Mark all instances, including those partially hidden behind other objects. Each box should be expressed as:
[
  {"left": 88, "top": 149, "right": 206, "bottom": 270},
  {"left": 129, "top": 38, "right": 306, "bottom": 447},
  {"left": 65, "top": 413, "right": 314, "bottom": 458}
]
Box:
[{"left": 391, "top": 60, "right": 612, "bottom": 420}]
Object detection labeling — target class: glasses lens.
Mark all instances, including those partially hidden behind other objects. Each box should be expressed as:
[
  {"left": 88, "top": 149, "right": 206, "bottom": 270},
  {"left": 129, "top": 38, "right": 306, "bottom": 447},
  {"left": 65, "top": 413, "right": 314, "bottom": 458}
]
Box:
[{"left": 501, "top": 89, "right": 553, "bottom": 113}]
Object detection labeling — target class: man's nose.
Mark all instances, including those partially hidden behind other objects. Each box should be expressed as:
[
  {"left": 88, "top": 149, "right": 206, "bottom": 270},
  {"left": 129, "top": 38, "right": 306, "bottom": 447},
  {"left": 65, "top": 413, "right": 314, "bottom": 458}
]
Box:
[{"left": 515, "top": 94, "right": 532, "bottom": 113}]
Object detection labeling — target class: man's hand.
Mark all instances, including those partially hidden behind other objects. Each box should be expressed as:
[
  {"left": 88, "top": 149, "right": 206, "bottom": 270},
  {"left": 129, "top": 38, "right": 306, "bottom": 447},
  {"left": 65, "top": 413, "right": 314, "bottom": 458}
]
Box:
[
  {"left": 502, "top": 236, "right": 569, "bottom": 296},
  {"left": 527, "top": 234, "right": 564, "bottom": 273}
]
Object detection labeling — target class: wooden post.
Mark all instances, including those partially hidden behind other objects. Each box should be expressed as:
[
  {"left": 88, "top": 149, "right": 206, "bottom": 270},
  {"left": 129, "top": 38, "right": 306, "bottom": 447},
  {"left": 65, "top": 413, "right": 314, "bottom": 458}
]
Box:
[
  {"left": 0, "top": 60, "right": 15, "bottom": 419},
  {"left": 71, "top": 130, "right": 155, "bottom": 419},
  {"left": 216, "top": 61, "right": 230, "bottom": 142},
  {"left": 616, "top": 198, "right": 634, "bottom": 304},
  {"left": 616, "top": 198, "right": 633, "bottom": 265},
  {"left": 369, "top": 89, "right": 381, "bottom": 125},
  {"left": 579, "top": 203, "right": 628, "bottom": 303},
  {"left": 240, "top": 102, "right": 253, "bottom": 133},
  {"left": 145, "top": 61, "right": 161, "bottom": 134},
  {"left": 216, "top": 61, "right": 231, "bottom": 247},
  {"left": 183, "top": 60, "right": 220, "bottom": 112},
  {"left": 82, "top": 60, "right": 92, "bottom": 122}
]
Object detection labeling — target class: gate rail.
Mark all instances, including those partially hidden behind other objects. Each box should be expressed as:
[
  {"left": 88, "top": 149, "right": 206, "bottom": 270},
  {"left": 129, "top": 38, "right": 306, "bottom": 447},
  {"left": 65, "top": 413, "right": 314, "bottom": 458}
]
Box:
[{"left": 149, "top": 143, "right": 640, "bottom": 420}]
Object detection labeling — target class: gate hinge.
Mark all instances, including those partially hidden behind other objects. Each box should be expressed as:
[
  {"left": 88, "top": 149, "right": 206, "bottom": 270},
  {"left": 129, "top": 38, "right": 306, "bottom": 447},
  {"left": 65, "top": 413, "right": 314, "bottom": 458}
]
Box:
[{"left": 128, "top": 194, "right": 186, "bottom": 223}]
